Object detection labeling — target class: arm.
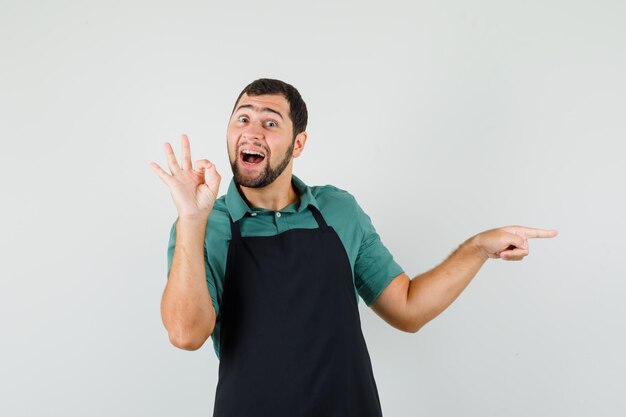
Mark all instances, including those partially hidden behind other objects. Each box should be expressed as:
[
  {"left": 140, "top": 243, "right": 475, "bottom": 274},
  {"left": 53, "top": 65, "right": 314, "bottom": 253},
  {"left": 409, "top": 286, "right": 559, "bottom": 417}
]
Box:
[
  {"left": 151, "top": 133, "right": 222, "bottom": 351},
  {"left": 161, "top": 216, "right": 217, "bottom": 350},
  {"left": 371, "top": 236, "right": 485, "bottom": 333},
  {"left": 370, "top": 226, "right": 558, "bottom": 333}
]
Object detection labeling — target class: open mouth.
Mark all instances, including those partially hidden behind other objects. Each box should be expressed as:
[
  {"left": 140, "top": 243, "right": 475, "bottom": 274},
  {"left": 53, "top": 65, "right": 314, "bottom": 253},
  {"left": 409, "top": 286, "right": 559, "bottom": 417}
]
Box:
[{"left": 240, "top": 149, "right": 266, "bottom": 166}]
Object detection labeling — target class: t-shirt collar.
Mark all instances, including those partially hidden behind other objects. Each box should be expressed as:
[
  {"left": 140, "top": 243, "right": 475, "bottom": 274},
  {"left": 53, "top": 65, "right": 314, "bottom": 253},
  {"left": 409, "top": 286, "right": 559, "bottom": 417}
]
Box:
[{"left": 224, "top": 174, "right": 319, "bottom": 222}]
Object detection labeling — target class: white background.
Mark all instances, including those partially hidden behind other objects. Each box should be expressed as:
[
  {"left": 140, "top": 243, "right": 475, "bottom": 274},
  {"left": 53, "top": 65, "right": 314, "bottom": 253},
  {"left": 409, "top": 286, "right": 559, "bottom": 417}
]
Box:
[{"left": 2, "top": 0, "right": 625, "bottom": 416}]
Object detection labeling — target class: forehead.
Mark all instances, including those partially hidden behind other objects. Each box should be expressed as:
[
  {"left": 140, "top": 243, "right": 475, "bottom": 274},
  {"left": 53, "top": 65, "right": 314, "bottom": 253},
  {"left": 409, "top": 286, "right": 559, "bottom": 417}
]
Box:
[{"left": 234, "top": 93, "right": 290, "bottom": 118}]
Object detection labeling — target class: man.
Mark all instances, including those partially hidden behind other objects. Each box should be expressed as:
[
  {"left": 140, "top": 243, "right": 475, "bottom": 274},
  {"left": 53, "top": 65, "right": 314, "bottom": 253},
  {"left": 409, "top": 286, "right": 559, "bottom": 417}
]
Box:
[{"left": 150, "top": 78, "right": 558, "bottom": 416}]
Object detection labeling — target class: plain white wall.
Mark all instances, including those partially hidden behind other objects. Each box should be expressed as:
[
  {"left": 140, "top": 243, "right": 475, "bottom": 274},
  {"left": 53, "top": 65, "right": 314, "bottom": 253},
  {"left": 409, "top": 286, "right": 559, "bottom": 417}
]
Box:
[{"left": 2, "top": 0, "right": 625, "bottom": 416}]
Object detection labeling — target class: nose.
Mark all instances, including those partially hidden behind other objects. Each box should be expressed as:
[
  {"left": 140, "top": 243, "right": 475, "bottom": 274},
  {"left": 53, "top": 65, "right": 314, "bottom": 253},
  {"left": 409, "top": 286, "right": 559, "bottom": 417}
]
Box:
[{"left": 242, "top": 121, "right": 265, "bottom": 141}]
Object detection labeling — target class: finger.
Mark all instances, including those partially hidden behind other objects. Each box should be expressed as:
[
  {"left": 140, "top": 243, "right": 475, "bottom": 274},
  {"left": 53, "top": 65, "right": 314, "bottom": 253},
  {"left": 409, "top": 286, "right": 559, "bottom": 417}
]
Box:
[
  {"left": 206, "top": 160, "right": 220, "bottom": 178},
  {"left": 193, "top": 159, "right": 212, "bottom": 175},
  {"left": 204, "top": 161, "right": 221, "bottom": 199},
  {"left": 506, "top": 231, "right": 528, "bottom": 250},
  {"left": 164, "top": 142, "right": 181, "bottom": 174},
  {"left": 505, "top": 226, "right": 559, "bottom": 239},
  {"left": 500, "top": 247, "right": 529, "bottom": 261},
  {"left": 181, "top": 134, "right": 193, "bottom": 171},
  {"left": 149, "top": 161, "right": 172, "bottom": 186},
  {"left": 193, "top": 159, "right": 219, "bottom": 181}
]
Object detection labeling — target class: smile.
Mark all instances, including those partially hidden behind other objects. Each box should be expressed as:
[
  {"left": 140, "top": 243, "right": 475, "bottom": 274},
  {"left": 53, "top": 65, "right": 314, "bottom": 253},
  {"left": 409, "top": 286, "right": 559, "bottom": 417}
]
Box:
[{"left": 240, "top": 148, "right": 266, "bottom": 166}]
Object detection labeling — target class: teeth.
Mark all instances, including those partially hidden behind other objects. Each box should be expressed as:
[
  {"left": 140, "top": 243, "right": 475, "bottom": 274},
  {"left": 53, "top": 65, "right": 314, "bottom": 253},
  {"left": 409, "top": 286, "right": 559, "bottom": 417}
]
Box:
[{"left": 242, "top": 149, "right": 265, "bottom": 157}]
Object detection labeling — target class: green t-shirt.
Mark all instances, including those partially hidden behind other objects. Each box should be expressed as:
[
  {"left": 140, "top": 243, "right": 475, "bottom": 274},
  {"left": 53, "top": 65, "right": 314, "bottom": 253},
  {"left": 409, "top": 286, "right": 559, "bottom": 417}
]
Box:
[{"left": 166, "top": 174, "right": 404, "bottom": 359}]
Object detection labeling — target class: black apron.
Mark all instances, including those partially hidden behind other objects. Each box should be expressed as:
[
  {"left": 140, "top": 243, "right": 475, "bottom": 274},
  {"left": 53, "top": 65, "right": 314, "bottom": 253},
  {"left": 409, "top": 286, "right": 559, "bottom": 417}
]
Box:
[{"left": 212, "top": 205, "right": 384, "bottom": 417}]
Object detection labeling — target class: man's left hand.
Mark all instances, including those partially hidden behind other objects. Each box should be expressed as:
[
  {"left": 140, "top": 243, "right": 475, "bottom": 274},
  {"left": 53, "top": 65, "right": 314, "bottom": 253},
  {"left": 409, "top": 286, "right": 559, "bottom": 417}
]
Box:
[{"left": 472, "top": 226, "right": 559, "bottom": 261}]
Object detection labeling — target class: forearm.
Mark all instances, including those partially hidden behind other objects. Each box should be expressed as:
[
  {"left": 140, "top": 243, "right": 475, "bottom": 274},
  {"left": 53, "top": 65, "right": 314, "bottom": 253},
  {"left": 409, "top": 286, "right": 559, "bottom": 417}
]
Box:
[
  {"left": 406, "top": 235, "right": 488, "bottom": 332},
  {"left": 161, "top": 216, "right": 216, "bottom": 350}
]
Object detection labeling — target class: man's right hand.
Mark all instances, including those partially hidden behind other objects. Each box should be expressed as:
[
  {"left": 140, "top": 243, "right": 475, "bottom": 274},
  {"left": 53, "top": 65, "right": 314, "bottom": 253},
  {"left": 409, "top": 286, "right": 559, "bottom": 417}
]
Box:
[{"left": 150, "top": 133, "right": 221, "bottom": 220}]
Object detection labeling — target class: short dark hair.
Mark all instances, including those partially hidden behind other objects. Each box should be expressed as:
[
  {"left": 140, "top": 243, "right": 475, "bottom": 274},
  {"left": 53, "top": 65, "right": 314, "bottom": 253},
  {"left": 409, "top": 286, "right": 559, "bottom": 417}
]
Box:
[{"left": 230, "top": 78, "right": 308, "bottom": 142}]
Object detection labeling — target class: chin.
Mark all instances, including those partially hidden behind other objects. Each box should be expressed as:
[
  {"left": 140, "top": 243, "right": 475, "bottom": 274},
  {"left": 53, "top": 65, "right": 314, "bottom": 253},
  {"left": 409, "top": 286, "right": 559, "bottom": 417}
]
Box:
[{"left": 232, "top": 166, "right": 271, "bottom": 188}]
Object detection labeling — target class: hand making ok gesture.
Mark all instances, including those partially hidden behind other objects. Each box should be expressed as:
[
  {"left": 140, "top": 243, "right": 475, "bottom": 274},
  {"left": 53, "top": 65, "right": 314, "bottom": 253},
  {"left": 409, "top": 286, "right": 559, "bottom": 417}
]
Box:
[{"left": 150, "top": 134, "right": 221, "bottom": 220}]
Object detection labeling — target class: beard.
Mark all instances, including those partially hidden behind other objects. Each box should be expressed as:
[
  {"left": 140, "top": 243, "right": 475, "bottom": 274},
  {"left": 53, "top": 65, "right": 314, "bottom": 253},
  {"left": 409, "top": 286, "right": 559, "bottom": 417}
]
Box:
[{"left": 230, "top": 140, "right": 295, "bottom": 188}]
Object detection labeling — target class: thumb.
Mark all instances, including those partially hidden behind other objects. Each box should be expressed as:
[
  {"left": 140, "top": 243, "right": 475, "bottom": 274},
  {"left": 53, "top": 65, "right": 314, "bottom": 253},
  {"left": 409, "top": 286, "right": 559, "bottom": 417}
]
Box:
[
  {"left": 497, "top": 231, "right": 528, "bottom": 254},
  {"left": 194, "top": 159, "right": 214, "bottom": 177},
  {"left": 198, "top": 160, "right": 221, "bottom": 195},
  {"left": 204, "top": 161, "right": 220, "bottom": 184}
]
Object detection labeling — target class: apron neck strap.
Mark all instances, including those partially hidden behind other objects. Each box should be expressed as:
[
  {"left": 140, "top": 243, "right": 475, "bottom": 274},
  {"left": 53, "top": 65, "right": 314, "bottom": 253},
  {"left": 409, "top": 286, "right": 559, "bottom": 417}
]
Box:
[
  {"left": 309, "top": 205, "right": 328, "bottom": 229},
  {"left": 230, "top": 215, "right": 241, "bottom": 242}
]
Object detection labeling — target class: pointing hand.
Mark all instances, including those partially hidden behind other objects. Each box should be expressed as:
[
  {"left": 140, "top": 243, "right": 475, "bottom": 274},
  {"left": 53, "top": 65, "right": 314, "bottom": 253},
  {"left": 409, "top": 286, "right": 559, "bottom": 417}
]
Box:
[
  {"left": 472, "top": 226, "right": 559, "bottom": 261},
  {"left": 150, "top": 134, "right": 222, "bottom": 220}
]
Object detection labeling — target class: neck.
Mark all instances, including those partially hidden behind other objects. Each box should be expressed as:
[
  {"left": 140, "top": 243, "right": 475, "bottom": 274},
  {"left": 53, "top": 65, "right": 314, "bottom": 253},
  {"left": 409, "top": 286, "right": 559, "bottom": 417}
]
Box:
[{"left": 238, "top": 171, "right": 300, "bottom": 211}]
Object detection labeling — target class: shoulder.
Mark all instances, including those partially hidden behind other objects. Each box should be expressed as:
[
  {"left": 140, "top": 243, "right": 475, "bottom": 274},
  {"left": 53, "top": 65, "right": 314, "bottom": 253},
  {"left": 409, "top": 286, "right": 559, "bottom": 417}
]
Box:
[
  {"left": 206, "top": 195, "right": 232, "bottom": 239},
  {"left": 309, "top": 183, "right": 365, "bottom": 233},
  {"left": 310, "top": 183, "right": 359, "bottom": 210},
  {"left": 208, "top": 194, "right": 228, "bottom": 219}
]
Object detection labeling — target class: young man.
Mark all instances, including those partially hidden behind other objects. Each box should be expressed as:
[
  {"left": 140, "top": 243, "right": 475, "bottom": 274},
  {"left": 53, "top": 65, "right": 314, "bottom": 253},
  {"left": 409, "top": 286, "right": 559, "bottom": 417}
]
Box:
[{"left": 150, "top": 78, "right": 558, "bottom": 416}]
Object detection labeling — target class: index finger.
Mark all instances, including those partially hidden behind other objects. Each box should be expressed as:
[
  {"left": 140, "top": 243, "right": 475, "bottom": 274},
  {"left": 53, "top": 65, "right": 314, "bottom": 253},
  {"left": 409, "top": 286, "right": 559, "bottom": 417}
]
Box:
[{"left": 508, "top": 226, "right": 559, "bottom": 239}]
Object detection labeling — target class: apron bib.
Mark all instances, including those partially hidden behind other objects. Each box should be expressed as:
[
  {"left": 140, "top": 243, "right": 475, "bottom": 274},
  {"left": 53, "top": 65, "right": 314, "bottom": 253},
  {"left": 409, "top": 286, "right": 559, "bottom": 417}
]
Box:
[{"left": 213, "top": 205, "right": 384, "bottom": 417}]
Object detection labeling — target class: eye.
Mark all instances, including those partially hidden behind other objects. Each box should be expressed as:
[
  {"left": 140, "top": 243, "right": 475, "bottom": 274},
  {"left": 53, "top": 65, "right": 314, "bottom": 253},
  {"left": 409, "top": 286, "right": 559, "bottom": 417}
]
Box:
[
  {"left": 266, "top": 120, "right": 278, "bottom": 127},
  {"left": 237, "top": 116, "right": 248, "bottom": 122}
]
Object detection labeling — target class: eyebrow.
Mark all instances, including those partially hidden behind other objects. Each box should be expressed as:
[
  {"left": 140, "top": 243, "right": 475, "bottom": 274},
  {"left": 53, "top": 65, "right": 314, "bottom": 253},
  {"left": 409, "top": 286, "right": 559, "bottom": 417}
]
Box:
[{"left": 235, "top": 104, "right": 284, "bottom": 121}]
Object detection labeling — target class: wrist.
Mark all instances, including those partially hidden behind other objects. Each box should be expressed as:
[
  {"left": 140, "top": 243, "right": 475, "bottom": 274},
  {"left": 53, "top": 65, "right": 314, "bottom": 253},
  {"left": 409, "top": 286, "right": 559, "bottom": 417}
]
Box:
[
  {"left": 178, "top": 211, "right": 211, "bottom": 224},
  {"left": 176, "top": 214, "right": 209, "bottom": 236},
  {"left": 467, "top": 234, "right": 489, "bottom": 262}
]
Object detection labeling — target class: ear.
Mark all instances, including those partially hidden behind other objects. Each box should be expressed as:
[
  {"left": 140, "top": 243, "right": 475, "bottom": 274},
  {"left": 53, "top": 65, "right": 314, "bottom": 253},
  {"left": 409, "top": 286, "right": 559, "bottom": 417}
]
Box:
[{"left": 292, "top": 131, "right": 308, "bottom": 158}]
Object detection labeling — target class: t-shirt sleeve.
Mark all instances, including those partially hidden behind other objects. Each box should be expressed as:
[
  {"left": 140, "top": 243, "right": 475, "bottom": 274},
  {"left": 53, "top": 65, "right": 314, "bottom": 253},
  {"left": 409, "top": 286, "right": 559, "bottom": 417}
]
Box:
[
  {"left": 166, "top": 217, "right": 221, "bottom": 319},
  {"left": 351, "top": 197, "right": 404, "bottom": 306}
]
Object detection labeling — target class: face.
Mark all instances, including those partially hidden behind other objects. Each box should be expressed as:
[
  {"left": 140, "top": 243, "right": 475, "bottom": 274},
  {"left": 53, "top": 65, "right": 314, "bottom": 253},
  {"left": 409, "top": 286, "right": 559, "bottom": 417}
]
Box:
[{"left": 227, "top": 93, "right": 306, "bottom": 188}]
